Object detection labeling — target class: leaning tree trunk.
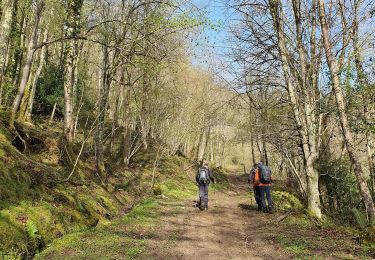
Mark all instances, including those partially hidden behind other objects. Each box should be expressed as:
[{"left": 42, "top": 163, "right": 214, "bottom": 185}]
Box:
[
  {"left": 318, "top": 0, "right": 375, "bottom": 224},
  {"left": 351, "top": 3, "right": 375, "bottom": 193},
  {"left": 9, "top": 0, "right": 44, "bottom": 127},
  {"left": 197, "top": 126, "right": 208, "bottom": 163}
]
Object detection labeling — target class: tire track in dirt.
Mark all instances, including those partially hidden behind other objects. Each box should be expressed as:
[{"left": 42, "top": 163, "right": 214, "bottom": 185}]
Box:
[{"left": 142, "top": 172, "right": 289, "bottom": 260}]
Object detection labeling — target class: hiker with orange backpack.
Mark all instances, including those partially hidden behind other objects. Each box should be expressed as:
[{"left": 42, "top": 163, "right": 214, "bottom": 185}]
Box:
[
  {"left": 254, "top": 160, "right": 273, "bottom": 213},
  {"left": 248, "top": 163, "right": 262, "bottom": 211}
]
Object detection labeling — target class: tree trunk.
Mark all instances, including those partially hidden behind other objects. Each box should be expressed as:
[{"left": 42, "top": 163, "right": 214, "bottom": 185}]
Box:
[
  {"left": 197, "top": 127, "right": 208, "bottom": 163},
  {"left": 318, "top": 0, "right": 375, "bottom": 224},
  {"left": 9, "top": 0, "right": 44, "bottom": 127},
  {"left": 63, "top": 0, "right": 83, "bottom": 144},
  {"left": 269, "top": 0, "right": 321, "bottom": 218},
  {"left": 96, "top": 45, "right": 112, "bottom": 180},
  {"left": 209, "top": 128, "right": 214, "bottom": 162},
  {"left": 63, "top": 41, "right": 77, "bottom": 144},
  {"left": 0, "top": 0, "right": 15, "bottom": 105},
  {"left": 262, "top": 137, "right": 269, "bottom": 165},
  {"left": 25, "top": 28, "right": 48, "bottom": 122}
]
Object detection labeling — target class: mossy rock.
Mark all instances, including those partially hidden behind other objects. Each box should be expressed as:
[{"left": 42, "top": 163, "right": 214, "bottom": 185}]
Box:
[{"left": 273, "top": 191, "right": 303, "bottom": 211}]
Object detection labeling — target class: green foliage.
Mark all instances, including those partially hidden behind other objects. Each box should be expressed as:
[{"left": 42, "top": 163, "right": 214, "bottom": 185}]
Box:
[
  {"left": 317, "top": 152, "right": 362, "bottom": 223},
  {"left": 25, "top": 219, "right": 42, "bottom": 252},
  {"left": 351, "top": 208, "right": 368, "bottom": 231},
  {"left": 34, "top": 63, "right": 64, "bottom": 117}
]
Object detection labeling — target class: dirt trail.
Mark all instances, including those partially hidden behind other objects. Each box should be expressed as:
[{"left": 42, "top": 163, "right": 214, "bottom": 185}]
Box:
[{"left": 142, "top": 172, "right": 289, "bottom": 259}]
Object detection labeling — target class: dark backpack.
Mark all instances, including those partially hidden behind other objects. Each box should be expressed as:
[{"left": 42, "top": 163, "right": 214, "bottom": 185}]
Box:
[
  {"left": 259, "top": 165, "right": 271, "bottom": 184},
  {"left": 198, "top": 167, "right": 209, "bottom": 184}
]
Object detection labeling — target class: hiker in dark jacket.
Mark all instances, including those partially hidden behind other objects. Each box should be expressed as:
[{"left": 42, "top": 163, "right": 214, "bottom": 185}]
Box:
[
  {"left": 196, "top": 162, "right": 215, "bottom": 210},
  {"left": 254, "top": 160, "right": 273, "bottom": 213},
  {"left": 248, "top": 163, "right": 261, "bottom": 211}
]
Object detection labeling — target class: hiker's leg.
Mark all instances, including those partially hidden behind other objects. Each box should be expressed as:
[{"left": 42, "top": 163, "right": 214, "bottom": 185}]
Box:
[
  {"left": 204, "top": 184, "right": 209, "bottom": 208},
  {"left": 253, "top": 186, "right": 257, "bottom": 203},
  {"left": 259, "top": 186, "right": 267, "bottom": 212},
  {"left": 255, "top": 186, "right": 262, "bottom": 211},
  {"left": 265, "top": 186, "right": 273, "bottom": 211},
  {"left": 199, "top": 184, "right": 205, "bottom": 207}
]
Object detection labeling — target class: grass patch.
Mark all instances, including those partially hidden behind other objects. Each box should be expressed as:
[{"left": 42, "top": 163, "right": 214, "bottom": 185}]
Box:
[
  {"left": 274, "top": 235, "right": 313, "bottom": 258},
  {"left": 284, "top": 214, "right": 315, "bottom": 229},
  {"left": 169, "top": 232, "right": 178, "bottom": 242},
  {"left": 160, "top": 179, "right": 196, "bottom": 199},
  {"left": 122, "top": 198, "right": 159, "bottom": 227}
]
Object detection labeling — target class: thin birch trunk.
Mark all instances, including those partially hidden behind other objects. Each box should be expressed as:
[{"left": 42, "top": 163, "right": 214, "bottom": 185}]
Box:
[{"left": 49, "top": 103, "right": 57, "bottom": 124}]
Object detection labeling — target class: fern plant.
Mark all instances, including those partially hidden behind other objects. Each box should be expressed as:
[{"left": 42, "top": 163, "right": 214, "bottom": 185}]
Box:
[{"left": 25, "top": 220, "right": 41, "bottom": 240}]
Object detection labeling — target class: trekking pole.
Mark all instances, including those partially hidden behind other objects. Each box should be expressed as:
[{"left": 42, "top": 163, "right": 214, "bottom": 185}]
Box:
[
  {"left": 250, "top": 186, "right": 254, "bottom": 205},
  {"left": 195, "top": 190, "right": 199, "bottom": 208}
]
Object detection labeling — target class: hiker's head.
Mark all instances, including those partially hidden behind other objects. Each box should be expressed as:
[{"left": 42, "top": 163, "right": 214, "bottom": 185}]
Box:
[
  {"left": 259, "top": 158, "right": 264, "bottom": 165},
  {"left": 253, "top": 163, "right": 258, "bottom": 168},
  {"left": 203, "top": 162, "right": 209, "bottom": 168}
]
